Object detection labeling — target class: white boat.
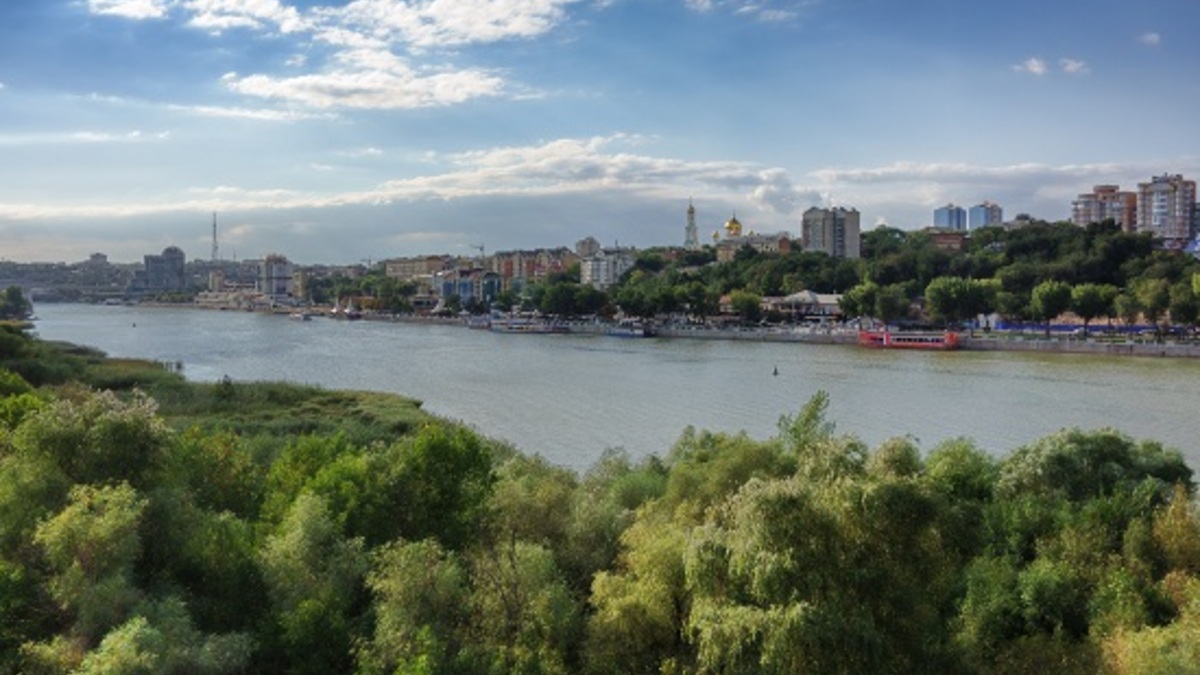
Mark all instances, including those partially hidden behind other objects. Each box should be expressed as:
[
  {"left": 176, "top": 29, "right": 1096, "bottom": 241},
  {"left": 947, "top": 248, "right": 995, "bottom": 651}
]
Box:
[
  {"left": 465, "top": 315, "right": 493, "bottom": 329},
  {"left": 490, "top": 318, "right": 570, "bottom": 334},
  {"left": 608, "top": 321, "right": 652, "bottom": 338}
]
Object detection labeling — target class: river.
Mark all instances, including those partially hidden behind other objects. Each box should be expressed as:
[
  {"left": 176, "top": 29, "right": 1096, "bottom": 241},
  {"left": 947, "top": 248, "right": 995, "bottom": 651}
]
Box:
[{"left": 29, "top": 304, "right": 1200, "bottom": 473}]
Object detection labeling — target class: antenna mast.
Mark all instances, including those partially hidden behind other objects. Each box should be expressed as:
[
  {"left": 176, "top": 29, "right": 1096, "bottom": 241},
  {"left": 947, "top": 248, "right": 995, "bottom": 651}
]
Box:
[{"left": 211, "top": 212, "right": 219, "bottom": 262}]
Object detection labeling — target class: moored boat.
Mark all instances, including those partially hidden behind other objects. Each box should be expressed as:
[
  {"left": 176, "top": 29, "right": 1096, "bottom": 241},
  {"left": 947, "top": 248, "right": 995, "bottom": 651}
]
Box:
[
  {"left": 607, "top": 320, "right": 652, "bottom": 338},
  {"left": 466, "top": 315, "right": 492, "bottom": 329},
  {"left": 858, "top": 329, "right": 959, "bottom": 350},
  {"left": 490, "top": 318, "right": 570, "bottom": 334}
]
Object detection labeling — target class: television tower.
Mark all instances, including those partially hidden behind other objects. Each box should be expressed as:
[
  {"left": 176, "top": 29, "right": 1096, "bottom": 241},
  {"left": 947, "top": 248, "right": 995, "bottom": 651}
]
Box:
[{"left": 211, "top": 212, "right": 219, "bottom": 262}]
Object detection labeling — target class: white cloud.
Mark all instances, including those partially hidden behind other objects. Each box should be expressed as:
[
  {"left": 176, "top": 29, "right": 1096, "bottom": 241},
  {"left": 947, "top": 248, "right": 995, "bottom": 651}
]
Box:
[
  {"left": 1139, "top": 32, "right": 1161, "bottom": 46},
  {"left": 339, "top": 146, "right": 384, "bottom": 158},
  {"left": 222, "top": 54, "right": 505, "bottom": 109},
  {"left": 1013, "top": 57, "right": 1047, "bottom": 76},
  {"left": 167, "top": 102, "right": 334, "bottom": 121},
  {"left": 325, "top": 0, "right": 579, "bottom": 49},
  {"left": 181, "top": 0, "right": 310, "bottom": 34},
  {"left": 0, "top": 134, "right": 792, "bottom": 220},
  {"left": 809, "top": 161, "right": 1123, "bottom": 185},
  {"left": 1060, "top": 58, "right": 1089, "bottom": 75},
  {"left": 0, "top": 130, "right": 166, "bottom": 145},
  {"left": 87, "top": 0, "right": 170, "bottom": 19},
  {"left": 85, "top": 0, "right": 579, "bottom": 113},
  {"left": 755, "top": 9, "right": 798, "bottom": 22},
  {"left": 690, "top": 1, "right": 814, "bottom": 22},
  {"left": 11, "top": 136, "right": 1180, "bottom": 238}
]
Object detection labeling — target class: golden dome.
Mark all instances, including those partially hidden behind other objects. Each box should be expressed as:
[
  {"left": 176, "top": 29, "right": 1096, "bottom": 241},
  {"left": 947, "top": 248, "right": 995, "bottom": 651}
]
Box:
[{"left": 724, "top": 214, "right": 743, "bottom": 238}]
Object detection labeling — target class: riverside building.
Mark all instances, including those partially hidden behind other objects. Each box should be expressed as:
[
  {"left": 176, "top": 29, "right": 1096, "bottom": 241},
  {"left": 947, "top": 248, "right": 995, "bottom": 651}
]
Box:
[
  {"left": 968, "top": 201, "right": 1003, "bottom": 230},
  {"left": 1137, "top": 174, "right": 1197, "bottom": 249},
  {"left": 1071, "top": 185, "right": 1137, "bottom": 232},
  {"left": 933, "top": 203, "right": 967, "bottom": 231},
  {"left": 801, "top": 206, "right": 861, "bottom": 259}
]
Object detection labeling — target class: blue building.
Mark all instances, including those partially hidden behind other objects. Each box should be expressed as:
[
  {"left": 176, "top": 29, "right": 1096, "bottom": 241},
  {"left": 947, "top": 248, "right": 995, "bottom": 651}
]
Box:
[
  {"left": 933, "top": 204, "right": 966, "bottom": 231},
  {"left": 968, "top": 201, "right": 1003, "bottom": 230}
]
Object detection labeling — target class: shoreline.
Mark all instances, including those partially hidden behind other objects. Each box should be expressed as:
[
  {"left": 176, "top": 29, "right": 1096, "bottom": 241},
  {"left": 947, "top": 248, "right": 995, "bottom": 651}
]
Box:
[{"left": 93, "top": 301, "right": 1200, "bottom": 359}]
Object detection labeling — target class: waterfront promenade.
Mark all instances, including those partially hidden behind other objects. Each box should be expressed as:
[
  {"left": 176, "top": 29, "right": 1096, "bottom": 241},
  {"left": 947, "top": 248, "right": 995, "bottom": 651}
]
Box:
[{"left": 143, "top": 300, "right": 1200, "bottom": 358}]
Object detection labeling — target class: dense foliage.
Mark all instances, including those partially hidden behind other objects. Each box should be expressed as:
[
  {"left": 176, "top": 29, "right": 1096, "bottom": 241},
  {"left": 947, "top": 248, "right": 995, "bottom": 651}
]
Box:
[
  {"left": 540, "top": 221, "right": 1200, "bottom": 334},
  {"left": 2, "top": 326, "right": 1199, "bottom": 674},
  {"left": 0, "top": 287, "right": 33, "bottom": 321}
]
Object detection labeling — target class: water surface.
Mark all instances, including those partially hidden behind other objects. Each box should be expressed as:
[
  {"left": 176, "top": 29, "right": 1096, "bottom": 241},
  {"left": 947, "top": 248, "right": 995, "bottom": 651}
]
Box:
[{"left": 32, "top": 304, "right": 1200, "bottom": 472}]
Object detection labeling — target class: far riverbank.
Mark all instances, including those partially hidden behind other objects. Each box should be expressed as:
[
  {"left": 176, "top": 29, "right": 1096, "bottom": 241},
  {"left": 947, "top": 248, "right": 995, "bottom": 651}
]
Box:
[{"left": 127, "top": 300, "right": 1200, "bottom": 359}]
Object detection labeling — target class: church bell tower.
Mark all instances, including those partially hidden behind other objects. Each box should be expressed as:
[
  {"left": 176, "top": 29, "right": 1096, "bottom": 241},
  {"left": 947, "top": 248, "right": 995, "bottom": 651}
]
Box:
[{"left": 685, "top": 199, "right": 699, "bottom": 249}]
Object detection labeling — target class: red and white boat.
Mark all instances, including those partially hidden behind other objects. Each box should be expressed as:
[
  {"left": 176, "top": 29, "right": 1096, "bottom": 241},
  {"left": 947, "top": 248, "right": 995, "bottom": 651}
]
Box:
[{"left": 858, "top": 330, "right": 960, "bottom": 350}]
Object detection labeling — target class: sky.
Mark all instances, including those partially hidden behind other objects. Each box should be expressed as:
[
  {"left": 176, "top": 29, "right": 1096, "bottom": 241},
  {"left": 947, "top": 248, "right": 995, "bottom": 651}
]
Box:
[{"left": 1, "top": 0, "right": 1198, "bottom": 264}]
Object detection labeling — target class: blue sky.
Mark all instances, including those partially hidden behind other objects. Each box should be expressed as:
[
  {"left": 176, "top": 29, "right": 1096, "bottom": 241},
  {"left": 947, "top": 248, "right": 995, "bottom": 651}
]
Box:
[{"left": 1, "top": 0, "right": 1197, "bottom": 264}]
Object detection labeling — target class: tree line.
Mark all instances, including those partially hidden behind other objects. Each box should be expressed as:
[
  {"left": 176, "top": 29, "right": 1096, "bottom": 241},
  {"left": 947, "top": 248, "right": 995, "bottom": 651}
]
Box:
[
  {"left": 576, "top": 220, "right": 1200, "bottom": 331},
  {"left": 2, "top": 322, "right": 1199, "bottom": 673}
]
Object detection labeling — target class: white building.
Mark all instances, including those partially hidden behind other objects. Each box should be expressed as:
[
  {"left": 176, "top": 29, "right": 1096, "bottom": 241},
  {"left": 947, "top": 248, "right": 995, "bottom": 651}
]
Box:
[
  {"left": 801, "top": 207, "right": 861, "bottom": 259},
  {"left": 580, "top": 247, "right": 635, "bottom": 290},
  {"left": 257, "top": 254, "right": 294, "bottom": 302}
]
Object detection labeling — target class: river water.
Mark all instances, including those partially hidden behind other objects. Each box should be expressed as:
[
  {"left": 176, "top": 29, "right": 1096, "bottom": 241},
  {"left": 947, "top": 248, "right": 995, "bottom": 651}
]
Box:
[{"left": 29, "top": 304, "right": 1200, "bottom": 473}]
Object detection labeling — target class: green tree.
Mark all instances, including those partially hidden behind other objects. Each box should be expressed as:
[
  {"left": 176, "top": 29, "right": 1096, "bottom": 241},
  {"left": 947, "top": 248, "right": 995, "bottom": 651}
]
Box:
[
  {"left": 12, "top": 390, "right": 170, "bottom": 489},
  {"left": 727, "top": 289, "right": 762, "bottom": 323},
  {"left": 874, "top": 283, "right": 911, "bottom": 326},
  {"left": 1030, "top": 280, "right": 1072, "bottom": 337},
  {"left": 962, "top": 278, "right": 1001, "bottom": 334},
  {"left": 1114, "top": 290, "right": 1142, "bottom": 330},
  {"left": 358, "top": 539, "right": 470, "bottom": 675},
  {"left": 925, "top": 276, "right": 971, "bottom": 328},
  {"left": 67, "top": 599, "right": 252, "bottom": 675},
  {"left": 1168, "top": 280, "right": 1198, "bottom": 332},
  {"left": 257, "top": 493, "right": 367, "bottom": 674},
  {"left": 676, "top": 281, "right": 718, "bottom": 322},
  {"left": 468, "top": 541, "right": 581, "bottom": 674},
  {"left": 585, "top": 513, "right": 691, "bottom": 675},
  {"left": 839, "top": 281, "right": 878, "bottom": 321},
  {"left": 1070, "top": 283, "right": 1118, "bottom": 336},
  {"left": 0, "top": 286, "right": 33, "bottom": 321},
  {"left": 1134, "top": 278, "right": 1171, "bottom": 341},
  {"left": 31, "top": 482, "right": 147, "bottom": 650}
]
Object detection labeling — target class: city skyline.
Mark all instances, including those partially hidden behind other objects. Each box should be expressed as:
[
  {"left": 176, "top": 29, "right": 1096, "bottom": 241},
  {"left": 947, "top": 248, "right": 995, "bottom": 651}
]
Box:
[{"left": 1, "top": 0, "right": 1198, "bottom": 264}]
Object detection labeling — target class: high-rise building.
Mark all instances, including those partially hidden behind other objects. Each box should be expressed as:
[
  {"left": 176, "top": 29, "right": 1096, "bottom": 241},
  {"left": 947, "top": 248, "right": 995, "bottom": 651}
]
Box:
[
  {"left": 968, "top": 201, "right": 1003, "bottom": 230},
  {"left": 127, "top": 246, "right": 187, "bottom": 295},
  {"left": 1137, "top": 174, "right": 1197, "bottom": 248},
  {"left": 684, "top": 199, "right": 700, "bottom": 250},
  {"left": 1071, "top": 185, "right": 1137, "bottom": 232},
  {"left": 257, "top": 254, "right": 294, "bottom": 301},
  {"left": 933, "top": 203, "right": 966, "bottom": 231},
  {"left": 575, "top": 236, "right": 601, "bottom": 258},
  {"left": 801, "top": 206, "right": 860, "bottom": 259},
  {"left": 581, "top": 247, "right": 635, "bottom": 290}
]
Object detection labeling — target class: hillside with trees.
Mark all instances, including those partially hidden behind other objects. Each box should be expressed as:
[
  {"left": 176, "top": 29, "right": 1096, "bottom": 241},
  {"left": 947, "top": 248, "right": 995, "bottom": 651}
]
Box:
[
  {"left": 546, "top": 221, "right": 1199, "bottom": 335},
  {"left": 2, "top": 320, "right": 1199, "bottom": 674}
]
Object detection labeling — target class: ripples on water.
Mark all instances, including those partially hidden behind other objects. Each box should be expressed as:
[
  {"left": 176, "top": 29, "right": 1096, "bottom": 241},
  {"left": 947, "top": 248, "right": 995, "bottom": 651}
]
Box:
[{"left": 31, "top": 304, "right": 1200, "bottom": 473}]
